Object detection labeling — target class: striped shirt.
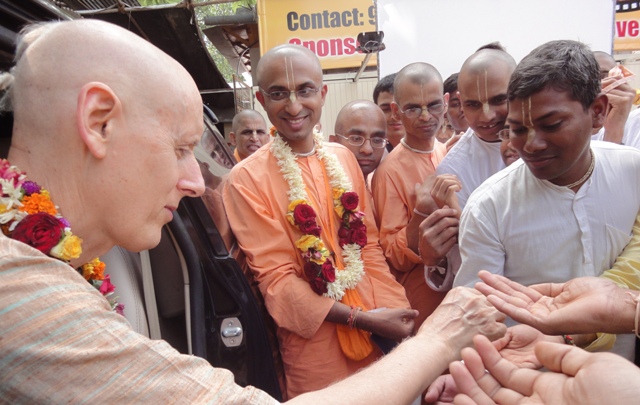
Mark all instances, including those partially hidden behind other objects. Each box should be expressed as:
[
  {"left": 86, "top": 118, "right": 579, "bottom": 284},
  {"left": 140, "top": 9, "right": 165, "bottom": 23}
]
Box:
[{"left": 0, "top": 234, "right": 278, "bottom": 404}]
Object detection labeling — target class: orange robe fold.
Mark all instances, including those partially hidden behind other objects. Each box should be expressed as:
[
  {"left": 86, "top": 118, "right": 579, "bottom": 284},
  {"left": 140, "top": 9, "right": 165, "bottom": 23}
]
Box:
[{"left": 371, "top": 141, "right": 448, "bottom": 329}]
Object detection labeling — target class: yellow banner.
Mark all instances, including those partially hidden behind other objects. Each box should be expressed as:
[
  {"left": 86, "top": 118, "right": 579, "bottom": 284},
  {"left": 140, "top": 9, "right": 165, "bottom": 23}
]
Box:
[
  {"left": 615, "top": 3, "right": 640, "bottom": 51},
  {"left": 257, "top": 0, "right": 377, "bottom": 70}
]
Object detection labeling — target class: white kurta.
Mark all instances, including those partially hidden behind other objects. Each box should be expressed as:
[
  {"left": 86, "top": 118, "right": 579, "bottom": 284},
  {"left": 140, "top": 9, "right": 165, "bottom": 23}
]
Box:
[
  {"left": 454, "top": 141, "right": 640, "bottom": 359},
  {"left": 591, "top": 107, "right": 640, "bottom": 149},
  {"left": 435, "top": 128, "right": 506, "bottom": 210}
]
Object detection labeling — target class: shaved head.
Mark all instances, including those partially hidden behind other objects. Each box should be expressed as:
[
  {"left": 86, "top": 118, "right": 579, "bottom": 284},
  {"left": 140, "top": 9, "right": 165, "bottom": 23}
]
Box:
[
  {"left": 11, "top": 19, "right": 197, "bottom": 137},
  {"left": 5, "top": 19, "right": 205, "bottom": 261},
  {"left": 593, "top": 51, "right": 616, "bottom": 79},
  {"left": 334, "top": 100, "right": 385, "bottom": 134},
  {"left": 332, "top": 100, "right": 386, "bottom": 177},
  {"left": 231, "top": 109, "right": 266, "bottom": 133},
  {"left": 256, "top": 44, "right": 322, "bottom": 88},
  {"left": 460, "top": 49, "right": 516, "bottom": 78},
  {"left": 394, "top": 62, "right": 444, "bottom": 100}
]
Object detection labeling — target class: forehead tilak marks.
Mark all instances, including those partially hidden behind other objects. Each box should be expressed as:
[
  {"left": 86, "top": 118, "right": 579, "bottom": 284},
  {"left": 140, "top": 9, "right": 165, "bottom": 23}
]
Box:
[
  {"left": 284, "top": 56, "right": 297, "bottom": 103},
  {"left": 521, "top": 96, "right": 535, "bottom": 143},
  {"left": 477, "top": 70, "right": 490, "bottom": 115}
]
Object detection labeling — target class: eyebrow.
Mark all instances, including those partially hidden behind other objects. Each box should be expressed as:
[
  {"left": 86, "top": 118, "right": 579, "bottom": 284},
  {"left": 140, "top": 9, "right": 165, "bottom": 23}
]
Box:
[{"left": 266, "top": 81, "right": 317, "bottom": 91}]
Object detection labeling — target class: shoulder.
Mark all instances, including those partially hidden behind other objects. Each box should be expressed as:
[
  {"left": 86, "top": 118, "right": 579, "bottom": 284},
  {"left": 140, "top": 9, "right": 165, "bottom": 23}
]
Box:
[
  {"left": 465, "top": 159, "right": 526, "bottom": 209},
  {"left": 436, "top": 130, "right": 475, "bottom": 171}
]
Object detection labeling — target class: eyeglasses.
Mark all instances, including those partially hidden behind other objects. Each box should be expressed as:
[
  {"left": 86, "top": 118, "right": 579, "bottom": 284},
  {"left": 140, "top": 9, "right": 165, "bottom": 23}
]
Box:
[
  {"left": 259, "top": 86, "right": 321, "bottom": 102},
  {"left": 497, "top": 127, "right": 510, "bottom": 141},
  {"left": 397, "top": 103, "right": 446, "bottom": 119},
  {"left": 336, "top": 134, "right": 388, "bottom": 149}
]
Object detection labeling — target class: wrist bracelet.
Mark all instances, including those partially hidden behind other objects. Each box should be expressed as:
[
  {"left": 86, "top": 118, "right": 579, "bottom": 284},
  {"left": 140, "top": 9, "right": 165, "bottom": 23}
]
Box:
[
  {"left": 628, "top": 292, "right": 640, "bottom": 339},
  {"left": 562, "top": 334, "right": 575, "bottom": 346},
  {"left": 413, "top": 207, "right": 430, "bottom": 217}
]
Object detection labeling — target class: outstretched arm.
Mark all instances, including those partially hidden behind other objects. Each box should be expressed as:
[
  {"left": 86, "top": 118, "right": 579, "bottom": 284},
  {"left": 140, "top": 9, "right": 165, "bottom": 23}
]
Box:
[{"left": 291, "top": 287, "right": 506, "bottom": 405}]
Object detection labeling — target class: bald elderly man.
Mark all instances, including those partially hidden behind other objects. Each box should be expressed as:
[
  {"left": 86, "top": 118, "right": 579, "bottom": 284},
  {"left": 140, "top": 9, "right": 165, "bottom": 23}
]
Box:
[
  {"left": 371, "top": 62, "right": 450, "bottom": 330},
  {"left": 229, "top": 109, "right": 269, "bottom": 161},
  {"left": 0, "top": 20, "right": 505, "bottom": 404}
]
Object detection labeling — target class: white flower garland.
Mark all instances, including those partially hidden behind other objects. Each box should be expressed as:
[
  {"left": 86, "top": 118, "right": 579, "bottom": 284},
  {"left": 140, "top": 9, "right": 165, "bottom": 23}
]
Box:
[{"left": 271, "top": 131, "right": 365, "bottom": 301}]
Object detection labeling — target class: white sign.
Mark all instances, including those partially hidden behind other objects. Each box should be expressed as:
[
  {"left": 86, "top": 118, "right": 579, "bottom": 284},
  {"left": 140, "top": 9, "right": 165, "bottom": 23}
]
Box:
[{"left": 377, "top": 0, "right": 616, "bottom": 80}]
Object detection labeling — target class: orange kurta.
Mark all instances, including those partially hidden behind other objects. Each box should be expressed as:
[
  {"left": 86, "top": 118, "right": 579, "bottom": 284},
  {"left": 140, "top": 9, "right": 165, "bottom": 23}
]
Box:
[
  {"left": 222, "top": 142, "right": 409, "bottom": 399},
  {"left": 371, "top": 141, "right": 448, "bottom": 329}
]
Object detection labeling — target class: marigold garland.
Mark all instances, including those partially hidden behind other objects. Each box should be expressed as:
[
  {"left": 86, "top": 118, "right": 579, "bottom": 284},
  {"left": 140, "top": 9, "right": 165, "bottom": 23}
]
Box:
[
  {"left": 0, "top": 159, "right": 123, "bottom": 315},
  {"left": 270, "top": 131, "right": 367, "bottom": 301}
]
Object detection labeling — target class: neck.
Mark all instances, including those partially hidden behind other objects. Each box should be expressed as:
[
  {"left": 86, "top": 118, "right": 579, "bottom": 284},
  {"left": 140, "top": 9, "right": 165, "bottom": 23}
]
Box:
[
  {"left": 560, "top": 148, "right": 595, "bottom": 191},
  {"left": 281, "top": 131, "right": 316, "bottom": 155},
  {"left": 402, "top": 135, "right": 435, "bottom": 153},
  {"left": 8, "top": 144, "right": 112, "bottom": 265}
]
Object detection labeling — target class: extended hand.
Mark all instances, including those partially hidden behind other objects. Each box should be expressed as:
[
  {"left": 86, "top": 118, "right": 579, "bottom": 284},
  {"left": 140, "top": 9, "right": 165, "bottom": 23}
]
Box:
[
  {"left": 418, "top": 287, "right": 506, "bottom": 358},
  {"left": 475, "top": 270, "right": 635, "bottom": 335},
  {"left": 493, "top": 324, "right": 557, "bottom": 369},
  {"left": 451, "top": 335, "right": 640, "bottom": 405}
]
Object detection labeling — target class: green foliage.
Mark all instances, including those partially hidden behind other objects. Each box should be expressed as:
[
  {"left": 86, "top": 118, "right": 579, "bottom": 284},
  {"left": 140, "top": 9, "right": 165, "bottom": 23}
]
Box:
[{"left": 231, "top": 0, "right": 256, "bottom": 13}]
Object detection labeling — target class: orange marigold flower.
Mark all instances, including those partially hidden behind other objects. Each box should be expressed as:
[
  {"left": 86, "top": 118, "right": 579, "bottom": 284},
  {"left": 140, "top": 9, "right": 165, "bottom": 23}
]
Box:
[
  {"left": 19, "top": 193, "right": 57, "bottom": 215},
  {"left": 81, "top": 258, "right": 105, "bottom": 281}
]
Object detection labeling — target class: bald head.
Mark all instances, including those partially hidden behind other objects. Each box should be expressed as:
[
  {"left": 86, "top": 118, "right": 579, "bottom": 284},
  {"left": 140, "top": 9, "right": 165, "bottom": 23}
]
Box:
[
  {"left": 594, "top": 51, "right": 616, "bottom": 80},
  {"left": 5, "top": 20, "right": 205, "bottom": 259},
  {"left": 457, "top": 49, "right": 515, "bottom": 142},
  {"left": 332, "top": 100, "right": 386, "bottom": 177},
  {"left": 460, "top": 49, "right": 516, "bottom": 78},
  {"left": 230, "top": 109, "right": 268, "bottom": 160},
  {"left": 394, "top": 62, "right": 443, "bottom": 100},
  {"left": 232, "top": 109, "right": 266, "bottom": 133},
  {"left": 11, "top": 19, "right": 198, "bottom": 130},
  {"left": 334, "top": 100, "right": 385, "bottom": 134},
  {"left": 256, "top": 44, "right": 322, "bottom": 88}
]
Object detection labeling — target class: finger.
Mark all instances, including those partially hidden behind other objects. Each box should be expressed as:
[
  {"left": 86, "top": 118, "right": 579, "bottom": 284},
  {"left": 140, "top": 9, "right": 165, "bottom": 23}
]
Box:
[
  {"left": 477, "top": 271, "right": 544, "bottom": 303},
  {"left": 474, "top": 335, "right": 541, "bottom": 398},
  {"left": 484, "top": 294, "right": 541, "bottom": 329},
  {"left": 534, "top": 341, "right": 590, "bottom": 377},
  {"left": 451, "top": 349, "right": 500, "bottom": 405},
  {"left": 424, "top": 375, "right": 447, "bottom": 402},
  {"left": 453, "top": 393, "right": 492, "bottom": 405},
  {"left": 419, "top": 209, "right": 459, "bottom": 230}
]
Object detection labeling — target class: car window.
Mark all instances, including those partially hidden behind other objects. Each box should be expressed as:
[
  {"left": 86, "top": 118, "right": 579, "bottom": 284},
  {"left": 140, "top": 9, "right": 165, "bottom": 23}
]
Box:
[{"left": 195, "top": 114, "right": 236, "bottom": 252}]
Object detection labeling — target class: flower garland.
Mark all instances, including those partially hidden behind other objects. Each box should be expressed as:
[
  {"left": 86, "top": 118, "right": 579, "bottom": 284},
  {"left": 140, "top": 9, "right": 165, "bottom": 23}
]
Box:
[
  {"left": 271, "top": 131, "right": 367, "bottom": 301},
  {"left": 0, "top": 160, "right": 123, "bottom": 315}
]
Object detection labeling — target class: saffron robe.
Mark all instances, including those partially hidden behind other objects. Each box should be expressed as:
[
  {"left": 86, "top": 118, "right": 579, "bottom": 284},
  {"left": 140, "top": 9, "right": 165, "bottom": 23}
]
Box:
[
  {"left": 223, "top": 142, "right": 409, "bottom": 399},
  {"left": 371, "top": 141, "right": 448, "bottom": 329}
]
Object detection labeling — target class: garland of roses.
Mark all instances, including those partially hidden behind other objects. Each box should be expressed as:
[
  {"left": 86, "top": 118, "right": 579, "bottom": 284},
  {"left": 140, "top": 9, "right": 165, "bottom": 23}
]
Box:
[
  {"left": 0, "top": 160, "right": 123, "bottom": 314},
  {"left": 271, "top": 131, "right": 367, "bottom": 301}
]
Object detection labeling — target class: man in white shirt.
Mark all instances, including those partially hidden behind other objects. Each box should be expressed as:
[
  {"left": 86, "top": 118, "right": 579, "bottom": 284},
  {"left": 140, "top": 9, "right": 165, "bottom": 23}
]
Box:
[
  {"left": 418, "top": 47, "right": 516, "bottom": 291},
  {"left": 453, "top": 39, "right": 640, "bottom": 360},
  {"left": 435, "top": 48, "right": 516, "bottom": 210}
]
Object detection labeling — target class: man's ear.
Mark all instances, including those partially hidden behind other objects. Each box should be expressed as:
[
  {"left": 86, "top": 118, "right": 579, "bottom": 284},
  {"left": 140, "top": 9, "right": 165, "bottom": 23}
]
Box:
[
  {"left": 443, "top": 92, "right": 450, "bottom": 114},
  {"left": 229, "top": 132, "right": 237, "bottom": 146},
  {"left": 76, "top": 82, "right": 120, "bottom": 159},
  {"left": 256, "top": 90, "right": 265, "bottom": 107},
  {"left": 320, "top": 84, "right": 328, "bottom": 106},
  {"left": 591, "top": 93, "right": 608, "bottom": 129}
]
